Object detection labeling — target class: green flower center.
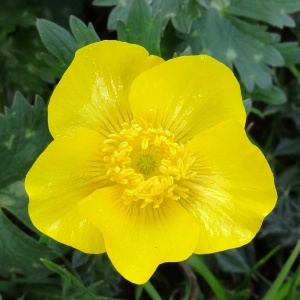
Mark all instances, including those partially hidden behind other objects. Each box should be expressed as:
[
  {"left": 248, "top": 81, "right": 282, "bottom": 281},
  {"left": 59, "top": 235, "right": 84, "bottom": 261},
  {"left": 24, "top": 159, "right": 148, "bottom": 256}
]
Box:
[{"left": 136, "top": 154, "right": 156, "bottom": 175}]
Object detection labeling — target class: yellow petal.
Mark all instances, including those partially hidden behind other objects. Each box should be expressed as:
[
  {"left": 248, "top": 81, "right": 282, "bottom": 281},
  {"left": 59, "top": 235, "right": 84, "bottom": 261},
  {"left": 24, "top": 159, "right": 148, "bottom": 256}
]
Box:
[
  {"left": 129, "top": 55, "right": 245, "bottom": 142},
  {"left": 25, "top": 128, "right": 108, "bottom": 253},
  {"left": 182, "top": 120, "right": 277, "bottom": 253},
  {"left": 49, "top": 41, "right": 164, "bottom": 138},
  {"left": 78, "top": 185, "right": 200, "bottom": 284}
]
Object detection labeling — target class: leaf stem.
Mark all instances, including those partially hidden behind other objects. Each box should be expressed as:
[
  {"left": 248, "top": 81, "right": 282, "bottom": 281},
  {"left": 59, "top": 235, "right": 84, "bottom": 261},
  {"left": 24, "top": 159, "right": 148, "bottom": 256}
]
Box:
[{"left": 179, "top": 261, "right": 199, "bottom": 300}]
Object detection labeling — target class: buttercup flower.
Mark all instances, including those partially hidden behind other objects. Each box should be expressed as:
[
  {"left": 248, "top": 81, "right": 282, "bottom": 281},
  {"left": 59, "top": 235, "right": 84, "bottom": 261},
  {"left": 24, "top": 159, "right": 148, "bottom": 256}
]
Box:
[{"left": 25, "top": 41, "right": 277, "bottom": 284}]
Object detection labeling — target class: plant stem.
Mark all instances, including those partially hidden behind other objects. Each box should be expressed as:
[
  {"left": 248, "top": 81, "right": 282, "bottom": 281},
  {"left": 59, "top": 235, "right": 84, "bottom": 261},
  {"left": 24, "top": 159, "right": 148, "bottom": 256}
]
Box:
[{"left": 179, "top": 262, "right": 199, "bottom": 300}]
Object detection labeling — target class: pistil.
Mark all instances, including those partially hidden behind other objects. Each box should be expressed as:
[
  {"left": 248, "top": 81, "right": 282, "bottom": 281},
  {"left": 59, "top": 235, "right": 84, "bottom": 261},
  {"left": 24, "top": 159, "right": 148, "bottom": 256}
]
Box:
[{"left": 102, "top": 121, "right": 196, "bottom": 208}]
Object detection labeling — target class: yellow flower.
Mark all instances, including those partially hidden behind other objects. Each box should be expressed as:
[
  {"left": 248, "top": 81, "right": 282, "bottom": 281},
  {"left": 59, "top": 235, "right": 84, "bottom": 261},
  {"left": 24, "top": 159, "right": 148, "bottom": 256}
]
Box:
[{"left": 25, "top": 41, "right": 277, "bottom": 284}]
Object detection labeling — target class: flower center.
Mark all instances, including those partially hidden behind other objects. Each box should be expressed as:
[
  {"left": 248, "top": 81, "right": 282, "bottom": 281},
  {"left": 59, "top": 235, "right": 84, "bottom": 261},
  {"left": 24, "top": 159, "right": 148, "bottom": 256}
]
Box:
[
  {"left": 102, "top": 121, "right": 196, "bottom": 208},
  {"left": 136, "top": 154, "right": 156, "bottom": 175}
]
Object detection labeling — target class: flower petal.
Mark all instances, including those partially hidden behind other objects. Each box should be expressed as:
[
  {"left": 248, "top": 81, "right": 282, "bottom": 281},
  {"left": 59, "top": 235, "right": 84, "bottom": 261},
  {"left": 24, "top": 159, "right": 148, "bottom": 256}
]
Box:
[
  {"left": 78, "top": 185, "right": 200, "bottom": 284},
  {"left": 25, "top": 128, "right": 108, "bottom": 253},
  {"left": 49, "top": 41, "right": 164, "bottom": 138},
  {"left": 129, "top": 55, "right": 245, "bottom": 142},
  {"left": 182, "top": 120, "right": 277, "bottom": 253}
]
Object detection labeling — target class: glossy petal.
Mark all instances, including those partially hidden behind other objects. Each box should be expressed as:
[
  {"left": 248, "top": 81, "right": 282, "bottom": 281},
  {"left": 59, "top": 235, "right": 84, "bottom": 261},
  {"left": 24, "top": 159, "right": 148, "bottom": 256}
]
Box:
[
  {"left": 129, "top": 55, "right": 246, "bottom": 142},
  {"left": 25, "top": 128, "right": 108, "bottom": 253},
  {"left": 49, "top": 41, "right": 164, "bottom": 138},
  {"left": 182, "top": 120, "right": 277, "bottom": 253},
  {"left": 78, "top": 185, "right": 200, "bottom": 284}
]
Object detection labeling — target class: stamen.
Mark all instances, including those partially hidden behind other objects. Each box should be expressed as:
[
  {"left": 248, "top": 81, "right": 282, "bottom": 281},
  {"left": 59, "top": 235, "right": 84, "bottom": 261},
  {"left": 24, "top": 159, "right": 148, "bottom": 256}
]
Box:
[
  {"left": 141, "top": 138, "right": 149, "bottom": 150},
  {"left": 102, "top": 121, "right": 197, "bottom": 208}
]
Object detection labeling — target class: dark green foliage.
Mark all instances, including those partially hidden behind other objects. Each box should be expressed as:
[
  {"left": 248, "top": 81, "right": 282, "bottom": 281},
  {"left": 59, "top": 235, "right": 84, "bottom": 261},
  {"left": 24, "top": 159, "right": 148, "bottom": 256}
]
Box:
[
  {"left": 1, "top": 0, "right": 300, "bottom": 299},
  {"left": 224, "top": 0, "right": 300, "bottom": 28},
  {"left": 0, "top": 182, "right": 58, "bottom": 279},
  {"left": 0, "top": 0, "right": 53, "bottom": 101},
  {"left": 69, "top": 16, "right": 100, "bottom": 47},
  {"left": 0, "top": 0, "right": 86, "bottom": 106},
  {"left": 117, "top": 0, "right": 162, "bottom": 55},
  {"left": 37, "top": 19, "right": 78, "bottom": 68},
  {"left": 36, "top": 16, "right": 100, "bottom": 76},
  {"left": 179, "top": 9, "right": 284, "bottom": 91},
  {"left": 0, "top": 92, "right": 52, "bottom": 188}
]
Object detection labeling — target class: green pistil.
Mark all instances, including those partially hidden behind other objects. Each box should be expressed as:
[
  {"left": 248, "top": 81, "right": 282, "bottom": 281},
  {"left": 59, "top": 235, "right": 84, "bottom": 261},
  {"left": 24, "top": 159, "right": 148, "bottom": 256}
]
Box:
[{"left": 136, "top": 154, "right": 156, "bottom": 175}]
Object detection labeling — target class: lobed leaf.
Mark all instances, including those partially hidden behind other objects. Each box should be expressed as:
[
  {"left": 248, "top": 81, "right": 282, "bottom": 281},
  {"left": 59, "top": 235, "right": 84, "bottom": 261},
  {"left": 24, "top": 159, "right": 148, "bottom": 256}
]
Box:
[
  {"left": 117, "top": 0, "right": 162, "bottom": 56},
  {"left": 248, "top": 86, "right": 287, "bottom": 105},
  {"left": 261, "top": 194, "right": 300, "bottom": 248},
  {"left": 243, "top": 99, "right": 252, "bottom": 116},
  {"left": 274, "top": 138, "right": 300, "bottom": 156},
  {"left": 224, "top": 0, "right": 300, "bottom": 28},
  {"left": 179, "top": 7, "right": 284, "bottom": 91},
  {"left": 0, "top": 184, "right": 56, "bottom": 279},
  {"left": 275, "top": 42, "right": 300, "bottom": 66},
  {"left": 69, "top": 15, "right": 100, "bottom": 47},
  {"left": 0, "top": 92, "right": 52, "bottom": 188},
  {"left": 99, "top": 0, "right": 180, "bottom": 31},
  {"left": 37, "top": 17, "right": 101, "bottom": 74},
  {"left": 171, "top": 0, "right": 201, "bottom": 34},
  {"left": 0, "top": 26, "right": 55, "bottom": 97},
  {"left": 37, "top": 18, "right": 78, "bottom": 67},
  {"left": 0, "top": 181, "right": 36, "bottom": 231},
  {"left": 212, "top": 244, "right": 255, "bottom": 274}
]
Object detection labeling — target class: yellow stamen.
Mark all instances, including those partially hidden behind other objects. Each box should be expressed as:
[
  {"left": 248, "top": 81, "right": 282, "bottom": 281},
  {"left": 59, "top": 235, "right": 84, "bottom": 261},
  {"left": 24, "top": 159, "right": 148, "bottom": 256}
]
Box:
[{"left": 102, "top": 121, "right": 197, "bottom": 208}]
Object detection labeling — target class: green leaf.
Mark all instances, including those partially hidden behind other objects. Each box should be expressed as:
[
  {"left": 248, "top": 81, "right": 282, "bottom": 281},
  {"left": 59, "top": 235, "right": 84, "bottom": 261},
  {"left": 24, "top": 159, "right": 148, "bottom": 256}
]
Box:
[
  {"left": 151, "top": 0, "right": 181, "bottom": 30},
  {"left": 37, "top": 18, "right": 78, "bottom": 67},
  {"left": 69, "top": 15, "right": 100, "bottom": 47},
  {"left": 41, "top": 259, "right": 118, "bottom": 300},
  {"left": 261, "top": 194, "right": 300, "bottom": 248},
  {"left": 224, "top": 0, "right": 300, "bottom": 28},
  {"left": 277, "top": 165, "right": 300, "bottom": 188},
  {"left": 275, "top": 264, "right": 300, "bottom": 300},
  {"left": 276, "top": 42, "right": 300, "bottom": 66},
  {"left": 93, "top": 0, "right": 119, "bottom": 6},
  {"left": 102, "top": 0, "right": 180, "bottom": 31},
  {"left": 0, "top": 205, "right": 56, "bottom": 279},
  {"left": 180, "top": 7, "right": 284, "bottom": 91},
  {"left": 0, "top": 92, "right": 52, "bottom": 188},
  {"left": 141, "top": 282, "right": 163, "bottom": 300},
  {"left": 106, "top": 0, "right": 133, "bottom": 30},
  {"left": 41, "top": 51, "right": 66, "bottom": 78},
  {"left": 0, "top": 0, "right": 38, "bottom": 38},
  {"left": 287, "top": 264, "right": 300, "bottom": 299},
  {"left": 171, "top": 0, "right": 201, "bottom": 34},
  {"left": 117, "top": 0, "right": 162, "bottom": 56},
  {"left": 187, "top": 255, "right": 229, "bottom": 300},
  {"left": 243, "top": 99, "right": 252, "bottom": 116},
  {"left": 263, "top": 240, "right": 300, "bottom": 300},
  {"left": 0, "top": 181, "right": 35, "bottom": 231},
  {"left": 199, "top": 0, "right": 210, "bottom": 8},
  {"left": 212, "top": 244, "right": 255, "bottom": 274},
  {"left": 0, "top": 26, "right": 55, "bottom": 97},
  {"left": 248, "top": 86, "right": 287, "bottom": 105},
  {"left": 274, "top": 138, "right": 300, "bottom": 156},
  {"left": 240, "top": 246, "right": 280, "bottom": 289}
]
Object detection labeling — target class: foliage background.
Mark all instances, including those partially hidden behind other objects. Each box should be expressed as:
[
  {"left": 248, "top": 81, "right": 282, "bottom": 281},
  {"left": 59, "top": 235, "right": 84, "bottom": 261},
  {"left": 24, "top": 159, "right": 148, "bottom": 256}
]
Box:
[{"left": 0, "top": 0, "right": 299, "bottom": 299}]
